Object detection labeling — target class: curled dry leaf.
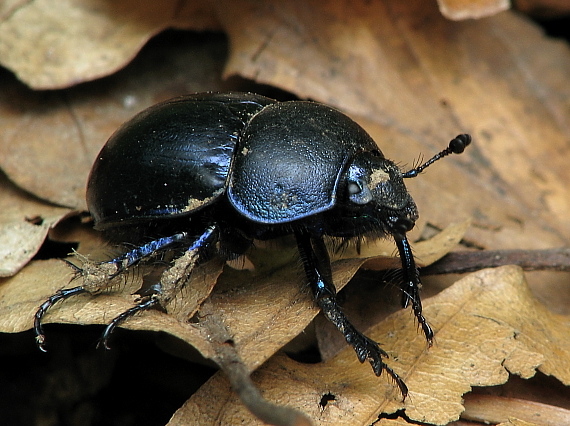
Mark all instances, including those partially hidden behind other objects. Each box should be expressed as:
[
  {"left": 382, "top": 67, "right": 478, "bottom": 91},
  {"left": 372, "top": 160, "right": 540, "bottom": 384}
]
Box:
[
  {"left": 0, "top": 174, "right": 71, "bottom": 276},
  {"left": 0, "top": 0, "right": 511, "bottom": 90},
  {"left": 0, "top": 255, "right": 227, "bottom": 360},
  {"left": 0, "top": 31, "right": 229, "bottom": 210},
  {"left": 174, "top": 266, "right": 570, "bottom": 425},
  {"left": 0, "top": 0, "right": 219, "bottom": 89},
  {"left": 436, "top": 0, "right": 510, "bottom": 20},
  {"left": 463, "top": 394, "right": 570, "bottom": 425}
]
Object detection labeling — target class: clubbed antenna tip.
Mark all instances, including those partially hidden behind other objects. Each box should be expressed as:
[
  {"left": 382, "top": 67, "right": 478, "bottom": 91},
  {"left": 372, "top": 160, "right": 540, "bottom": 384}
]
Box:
[{"left": 403, "top": 134, "right": 471, "bottom": 178}]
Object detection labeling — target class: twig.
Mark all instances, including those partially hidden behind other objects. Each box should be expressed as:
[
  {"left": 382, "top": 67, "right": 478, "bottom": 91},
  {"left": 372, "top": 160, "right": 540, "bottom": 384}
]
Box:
[
  {"left": 199, "top": 301, "right": 313, "bottom": 426},
  {"left": 421, "top": 248, "right": 570, "bottom": 275}
]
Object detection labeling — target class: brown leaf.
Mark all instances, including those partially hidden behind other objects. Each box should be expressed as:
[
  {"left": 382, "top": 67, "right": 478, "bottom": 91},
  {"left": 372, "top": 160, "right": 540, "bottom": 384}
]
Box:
[
  {"left": 0, "top": 35, "right": 227, "bottom": 209},
  {"left": 172, "top": 266, "right": 570, "bottom": 425},
  {"left": 0, "top": 0, "right": 514, "bottom": 90},
  {"left": 0, "top": 86, "right": 97, "bottom": 208},
  {"left": 436, "top": 0, "right": 509, "bottom": 20},
  {"left": 0, "top": 255, "right": 225, "bottom": 359},
  {"left": 463, "top": 394, "right": 570, "bottom": 425},
  {"left": 1, "top": 0, "right": 569, "bottom": 424},
  {"left": 0, "top": 174, "right": 71, "bottom": 276},
  {"left": 0, "top": 0, "right": 219, "bottom": 89}
]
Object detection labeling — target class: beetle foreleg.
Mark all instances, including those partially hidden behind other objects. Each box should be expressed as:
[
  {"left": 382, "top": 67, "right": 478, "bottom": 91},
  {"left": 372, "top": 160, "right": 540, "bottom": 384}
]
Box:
[
  {"left": 393, "top": 234, "right": 433, "bottom": 346},
  {"left": 295, "top": 230, "right": 408, "bottom": 398}
]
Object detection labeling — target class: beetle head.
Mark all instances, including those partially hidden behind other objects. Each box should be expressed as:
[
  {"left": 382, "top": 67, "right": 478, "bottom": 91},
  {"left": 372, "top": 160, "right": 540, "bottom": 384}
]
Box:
[{"left": 344, "top": 152, "right": 418, "bottom": 236}]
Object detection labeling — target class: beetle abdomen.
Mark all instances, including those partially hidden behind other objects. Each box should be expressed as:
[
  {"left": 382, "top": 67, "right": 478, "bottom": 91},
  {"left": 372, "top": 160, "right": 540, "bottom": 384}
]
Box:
[{"left": 87, "top": 93, "right": 274, "bottom": 228}]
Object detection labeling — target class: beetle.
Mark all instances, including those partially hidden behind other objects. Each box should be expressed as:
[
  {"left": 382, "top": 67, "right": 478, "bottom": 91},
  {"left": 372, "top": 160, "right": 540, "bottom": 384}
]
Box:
[{"left": 34, "top": 92, "right": 471, "bottom": 397}]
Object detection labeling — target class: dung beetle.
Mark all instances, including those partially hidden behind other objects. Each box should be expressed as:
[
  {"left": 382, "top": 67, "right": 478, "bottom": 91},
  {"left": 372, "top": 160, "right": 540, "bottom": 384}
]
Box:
[{"left": 34, "top": 92, "right": 471, "bottom": 397}]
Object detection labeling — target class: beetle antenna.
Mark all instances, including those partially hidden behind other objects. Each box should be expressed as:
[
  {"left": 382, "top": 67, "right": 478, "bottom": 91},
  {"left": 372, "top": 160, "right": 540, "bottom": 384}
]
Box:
[
  {"left": 410, "top": 154, "right": 425, "bottom": 171},
  {"left": 403, "top": 134, "right": 471, "bottom": 178}
]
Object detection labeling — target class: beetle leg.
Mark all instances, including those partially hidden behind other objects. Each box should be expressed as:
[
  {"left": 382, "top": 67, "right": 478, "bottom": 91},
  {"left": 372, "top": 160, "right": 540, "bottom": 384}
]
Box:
[
  {"left": 393, "top": 234, "right": 433, "bottom": 346},
  {"left": 98, "top": 297, "right": 159, "bottom": 350},
  {"left": 33, "top": 232, "right": 192, "bottom": 351},
  {"left": 295, "top": 230, "right": 408, "bottom": 398},
  {"left": 99, "top": 225, "right": 219, "bottom": 349},
  {"left": 34, "top": 286, "right": 87, "bottom": 352},
  {"left": 92, "top": 232, "right": 192, "bottom": 283}
]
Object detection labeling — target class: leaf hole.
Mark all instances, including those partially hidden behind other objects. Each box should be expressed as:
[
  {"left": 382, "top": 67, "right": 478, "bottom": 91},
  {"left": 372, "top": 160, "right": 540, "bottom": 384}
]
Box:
[{"left": 319, "top": 392, "right": 336, "bottom": 409}]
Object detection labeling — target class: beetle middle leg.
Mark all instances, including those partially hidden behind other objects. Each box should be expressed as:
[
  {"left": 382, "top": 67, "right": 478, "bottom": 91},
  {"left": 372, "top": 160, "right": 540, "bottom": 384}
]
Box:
[{"left": 295, "top": 229, "right": 408, "bottom": 398}]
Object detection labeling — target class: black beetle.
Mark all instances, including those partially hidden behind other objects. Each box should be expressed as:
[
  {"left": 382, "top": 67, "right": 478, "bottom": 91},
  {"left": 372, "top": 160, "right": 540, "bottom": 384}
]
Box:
[{"left": 34, "top": 92, "right": 470, "bottom": 397}]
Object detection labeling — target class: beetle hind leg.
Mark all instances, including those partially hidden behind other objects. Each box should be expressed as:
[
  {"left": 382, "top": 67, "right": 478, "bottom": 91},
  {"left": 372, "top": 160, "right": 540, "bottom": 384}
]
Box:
[
  {"left": 98, "top": 296, "right": 159, "bottom": 349},
  {"left": 98, "top": 225, "right": 218, "bottom": 349},
  {"left": 34, "top": 230, "right": 214, "bottom": 350},
  {"left": 295, "top": 230, "right": 408, "bottom": 398},
  {"left": 34, "top": 286, "right": 87, "bottom": 352}
]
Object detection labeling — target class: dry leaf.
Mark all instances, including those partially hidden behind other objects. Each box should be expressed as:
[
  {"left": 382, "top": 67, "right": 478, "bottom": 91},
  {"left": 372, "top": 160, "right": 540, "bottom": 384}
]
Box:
[
  {"left": 0, "top": 174, "right": 72, "bottom": 276},
  {"left": 0, "top": 220, "right": 466, "bottom": 424},
  {"left": 173, "top": 266, "right": 570, "bottom": 425},
  {"left": 436, "top": 0, "right": 510, "bottom": 20},
  {"left": 0, "top": 31, "right": 229, "bottom": 209},
  {"left": 0, "top": 0, "right": 219, "bottom": 89},
  {"left": 1, "top": 0, "right": 570, "bottom": 424},
  {"left": 463, "top": 394, "right": 570, "bottom": 425},
  {"left": 0, "top": 0, "right": 513, "bottom": 90}
]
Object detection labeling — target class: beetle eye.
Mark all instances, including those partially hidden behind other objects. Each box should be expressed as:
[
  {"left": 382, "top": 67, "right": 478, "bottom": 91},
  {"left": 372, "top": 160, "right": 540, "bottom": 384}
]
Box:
[
  {"left": 348, "top": 182, "right": 361, "bottom": 195},
  {"left": 395, "top": 218, "right": 415, "bottom": 233},
  {"left": 347, "top": 179, "right": 372, "bottom": 204}
]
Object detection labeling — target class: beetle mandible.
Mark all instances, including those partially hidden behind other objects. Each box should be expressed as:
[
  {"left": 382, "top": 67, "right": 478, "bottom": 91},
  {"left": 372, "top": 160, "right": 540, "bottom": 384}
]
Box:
[{"left": 34, "top": 92, "right": 471, "bottom": 397}]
